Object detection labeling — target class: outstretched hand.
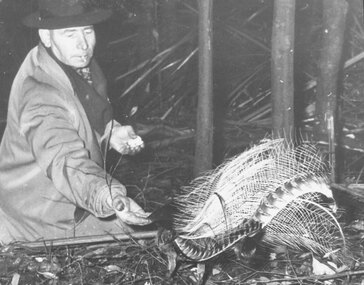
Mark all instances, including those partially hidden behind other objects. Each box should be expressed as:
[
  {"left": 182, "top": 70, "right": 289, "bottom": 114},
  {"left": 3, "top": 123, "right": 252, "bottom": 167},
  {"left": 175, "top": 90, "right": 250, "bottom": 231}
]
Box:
[
  {"left": 112, "top": 196, "right": 152, "bottom": 226},
  {"left": 109, "top": 124, "right": 144, "bottom": 155}
]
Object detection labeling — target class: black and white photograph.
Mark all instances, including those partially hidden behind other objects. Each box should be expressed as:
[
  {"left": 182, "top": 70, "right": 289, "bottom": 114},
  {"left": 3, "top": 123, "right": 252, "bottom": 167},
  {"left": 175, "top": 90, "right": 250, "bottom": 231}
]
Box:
[{"left": 0, "top": 0, "right": 363, "bottom": 284}]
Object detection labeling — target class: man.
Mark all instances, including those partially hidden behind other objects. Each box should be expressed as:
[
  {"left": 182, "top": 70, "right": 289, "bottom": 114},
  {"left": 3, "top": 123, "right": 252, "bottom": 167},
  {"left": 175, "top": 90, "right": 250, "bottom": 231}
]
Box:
[{"left": 0, "top": 0, "right": 151, "bottom": 243}]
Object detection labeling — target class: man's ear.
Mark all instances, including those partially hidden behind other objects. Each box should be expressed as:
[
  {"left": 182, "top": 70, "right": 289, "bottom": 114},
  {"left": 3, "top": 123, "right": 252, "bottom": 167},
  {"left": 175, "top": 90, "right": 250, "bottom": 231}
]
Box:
[{"left": 38, "top": 29, "right": 51, "bottom": 48}]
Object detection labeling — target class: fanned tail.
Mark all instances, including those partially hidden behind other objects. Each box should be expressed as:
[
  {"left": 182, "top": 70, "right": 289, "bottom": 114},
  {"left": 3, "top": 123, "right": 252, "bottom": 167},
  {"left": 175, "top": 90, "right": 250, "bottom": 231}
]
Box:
[{"left": 168, "top": 138, "right": 345, "bottom": 263}]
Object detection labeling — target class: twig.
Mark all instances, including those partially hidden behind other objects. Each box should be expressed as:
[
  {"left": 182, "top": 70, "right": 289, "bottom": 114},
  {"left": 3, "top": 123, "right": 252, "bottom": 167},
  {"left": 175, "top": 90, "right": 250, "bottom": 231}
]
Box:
[
  {"left": 137, "top": 123, "right": 194, "bottom": 137},
  {"left": 241, "top": 103, "right": 271, "bottom": 123},
  {"left": 224, "top": 24, "right": 271, "bottom": 53},
  {"left": 160, "top": 94, "right": 186, "bottom": 121},
  {"left": 147, "top": 133, "right": 195, "bottom": 149},
  {"left": 114, "top": 58, "right": 150, "bottom": 82},
  {"left": 117, "top": 31, "right": 195, "bottom": 99},
  {"left": 108, "top": 33, "right": 138, "bottom": 47},
  {"left": 172, "top": 47, "right": 198, "bottom": 75},
  {"left": 14, "top": 230, "right": 158, "bottom": 249}
]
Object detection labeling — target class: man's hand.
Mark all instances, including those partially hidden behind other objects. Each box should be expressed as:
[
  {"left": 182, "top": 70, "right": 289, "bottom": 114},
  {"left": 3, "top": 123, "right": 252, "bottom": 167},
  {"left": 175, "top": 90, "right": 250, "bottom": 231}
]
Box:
[
  {"left": 112, "top": 196, "right": 152, "bottom": 226},
  {"left": 105, "top": 121, "right": 145, "bottom": 155}
]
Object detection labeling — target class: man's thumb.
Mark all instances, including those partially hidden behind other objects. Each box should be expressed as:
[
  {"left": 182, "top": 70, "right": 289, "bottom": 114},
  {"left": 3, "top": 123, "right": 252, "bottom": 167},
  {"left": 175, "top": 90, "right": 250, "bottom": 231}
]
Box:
[{"left": 128, "top": 128, "right": 137, "bottom": 139}]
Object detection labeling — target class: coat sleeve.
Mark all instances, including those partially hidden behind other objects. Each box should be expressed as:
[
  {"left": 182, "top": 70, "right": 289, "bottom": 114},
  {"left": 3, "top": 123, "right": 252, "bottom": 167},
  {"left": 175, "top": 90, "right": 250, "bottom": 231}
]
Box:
[{"left": 19, "top": 79, "right": 126, "bottom": 218}]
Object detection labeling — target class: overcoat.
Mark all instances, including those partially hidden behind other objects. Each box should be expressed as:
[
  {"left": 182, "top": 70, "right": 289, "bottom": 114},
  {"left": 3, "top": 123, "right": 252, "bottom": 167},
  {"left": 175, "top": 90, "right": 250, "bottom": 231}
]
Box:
[{"left": 0, "top": 43, "right": 125, "bottom": 243}]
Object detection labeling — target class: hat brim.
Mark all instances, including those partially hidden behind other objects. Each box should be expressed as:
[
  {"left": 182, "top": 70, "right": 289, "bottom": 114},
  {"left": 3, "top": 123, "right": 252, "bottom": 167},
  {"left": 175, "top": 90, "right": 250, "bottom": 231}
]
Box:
[{"left": 23, "top": 9, "right": 112, "bottom": 29}]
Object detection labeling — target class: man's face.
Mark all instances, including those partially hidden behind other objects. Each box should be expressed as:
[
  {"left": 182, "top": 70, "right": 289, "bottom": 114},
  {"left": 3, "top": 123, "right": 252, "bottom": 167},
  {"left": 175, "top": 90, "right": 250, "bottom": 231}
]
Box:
[{"left": 41, "top": 26, "right": 96, "bottom": 68}]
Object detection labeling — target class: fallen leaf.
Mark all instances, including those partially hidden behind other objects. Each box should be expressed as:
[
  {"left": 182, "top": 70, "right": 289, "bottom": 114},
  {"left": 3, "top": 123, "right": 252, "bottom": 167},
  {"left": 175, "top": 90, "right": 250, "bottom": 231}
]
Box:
[
  {"left": 104, "top": 264, "right": 122, "bottom": 273},
  {"left": 37, "top": 271, "right": 58, "bottom": 280},
  {"left": 11, "top": 273, "right": 20, "bottom": 285}
]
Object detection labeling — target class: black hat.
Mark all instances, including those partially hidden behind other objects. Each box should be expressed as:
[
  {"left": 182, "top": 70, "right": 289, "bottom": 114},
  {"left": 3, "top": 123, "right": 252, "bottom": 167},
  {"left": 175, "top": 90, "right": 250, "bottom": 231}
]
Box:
[{"left": 23, "top": 0, "right": 112, "bottom": 29}]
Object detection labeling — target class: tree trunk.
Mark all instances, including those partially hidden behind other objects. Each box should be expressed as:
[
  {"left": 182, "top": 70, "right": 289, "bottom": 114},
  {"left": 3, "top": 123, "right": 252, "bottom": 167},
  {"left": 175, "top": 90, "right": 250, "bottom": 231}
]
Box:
[
  {"left": 315, "top": 0, "right": 348, "bottom": 182},
  {"left": 194, "top": 0, "right": 214, "bottom": 177},
  {"left": 271, "top": 0, "right": 296, "bottom": 139}
]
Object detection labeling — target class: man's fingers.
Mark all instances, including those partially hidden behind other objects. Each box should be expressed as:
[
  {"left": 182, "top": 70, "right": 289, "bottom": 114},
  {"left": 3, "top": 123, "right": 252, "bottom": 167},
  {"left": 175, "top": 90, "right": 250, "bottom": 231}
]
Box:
[
  {"left": 113, "top": 137, "right": 144, "bottom": 155},
  {"left": 118, "top": 212, "right": 152, "bottom": 226},
  {"left": 113, "top": 196, "right": 152, "bottom": 225},
  {"left": 126, "top": 136, "right": 144, "bottom": 150},
  {"left": 135, "top": 211, "right": 151, "bottom": 218},
  {"left": 133, "top": 216, "right": 152, "bottom": 226}
]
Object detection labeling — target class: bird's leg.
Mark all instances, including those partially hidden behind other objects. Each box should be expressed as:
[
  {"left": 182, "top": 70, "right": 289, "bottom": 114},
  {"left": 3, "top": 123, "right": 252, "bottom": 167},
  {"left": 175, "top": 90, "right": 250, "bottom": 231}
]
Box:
[{"left": 156, "top": 227, "right": 179, "bottom": 277}]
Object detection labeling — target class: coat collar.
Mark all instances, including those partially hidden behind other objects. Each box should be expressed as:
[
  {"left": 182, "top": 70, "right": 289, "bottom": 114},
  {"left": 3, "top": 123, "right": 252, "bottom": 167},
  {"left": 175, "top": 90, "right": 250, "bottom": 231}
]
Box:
[
  {"left": 34, "top": 43, "right": 107, "bottom": 98},
  {"left": 34, "top": 43, "right": 75, "bottom": 95}
]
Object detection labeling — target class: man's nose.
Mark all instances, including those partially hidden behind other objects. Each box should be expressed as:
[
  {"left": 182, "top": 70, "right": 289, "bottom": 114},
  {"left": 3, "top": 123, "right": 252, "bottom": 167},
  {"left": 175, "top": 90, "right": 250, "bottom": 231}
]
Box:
[{"left": 77, "top": 34, "right": 89, "bottom": 50}]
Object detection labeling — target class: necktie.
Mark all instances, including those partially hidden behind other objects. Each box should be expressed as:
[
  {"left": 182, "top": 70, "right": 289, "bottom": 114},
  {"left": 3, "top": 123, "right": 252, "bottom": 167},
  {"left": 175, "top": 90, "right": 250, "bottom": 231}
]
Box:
[{"left": 76, "top": 67, "right": 92, "bottom": 85}]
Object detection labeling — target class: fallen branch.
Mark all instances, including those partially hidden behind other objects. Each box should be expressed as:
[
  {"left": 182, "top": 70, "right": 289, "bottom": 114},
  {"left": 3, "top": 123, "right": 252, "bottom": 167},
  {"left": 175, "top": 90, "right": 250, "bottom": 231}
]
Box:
[
  {"left": 14, "top": 230, "right": 158, "bottom": 249},
  {"left": 264, "top": 269, "right": 364, "bottom": 284}
]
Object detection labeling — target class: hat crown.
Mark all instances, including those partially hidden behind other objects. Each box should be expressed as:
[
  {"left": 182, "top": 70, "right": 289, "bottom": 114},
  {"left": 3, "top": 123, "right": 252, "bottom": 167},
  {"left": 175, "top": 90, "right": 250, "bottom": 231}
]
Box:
[
  {"left": 39, "top": 0, "right": 86, "bottom": 19},
  {"left": 23, "top": 0, "right": 111, "bottom": 29}
]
